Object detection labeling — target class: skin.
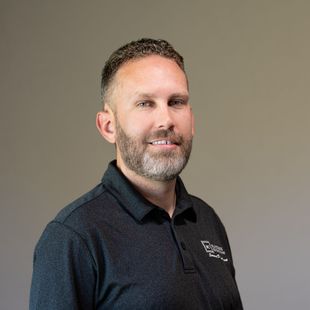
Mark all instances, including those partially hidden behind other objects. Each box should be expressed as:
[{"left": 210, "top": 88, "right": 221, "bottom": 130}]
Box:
[{"left": 96, "top": 55, "right": 195, "bottom": 217}]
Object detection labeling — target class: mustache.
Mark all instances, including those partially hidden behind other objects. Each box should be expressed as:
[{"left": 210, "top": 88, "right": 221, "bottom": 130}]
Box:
[{"left": 144, "top": 129, "right": 184, "bottom": 144}]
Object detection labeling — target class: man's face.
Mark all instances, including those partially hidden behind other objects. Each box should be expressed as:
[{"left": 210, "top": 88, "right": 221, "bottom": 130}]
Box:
[{"left": 110, "top": 55, "right": 194, "bottom": 181}]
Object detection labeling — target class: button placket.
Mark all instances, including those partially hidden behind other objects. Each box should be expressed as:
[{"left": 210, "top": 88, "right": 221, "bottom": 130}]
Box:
[{"left": 171, "top": 220, "right": 196, "bottom": 273}]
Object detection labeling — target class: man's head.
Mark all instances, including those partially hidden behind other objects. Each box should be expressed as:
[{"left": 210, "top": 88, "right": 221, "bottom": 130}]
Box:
[{"left": 97, "top": 39, "right": 194, "bottom": 182}]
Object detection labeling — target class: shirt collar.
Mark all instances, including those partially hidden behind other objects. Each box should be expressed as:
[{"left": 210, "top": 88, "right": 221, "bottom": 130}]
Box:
[{"left": 101, "top": 160, "right": 196, "bottom": 223}]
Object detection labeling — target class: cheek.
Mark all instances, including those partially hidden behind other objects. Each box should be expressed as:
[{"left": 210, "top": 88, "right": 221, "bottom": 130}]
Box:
[
  {"left": 190, "top": 117, "right": 195, "bottom": 136},
  {"left": 179, "top": 114, "right": 194, "bottom": 136},
  {"left": 121, "top": 118, "right": 150, "bottom": 138}
]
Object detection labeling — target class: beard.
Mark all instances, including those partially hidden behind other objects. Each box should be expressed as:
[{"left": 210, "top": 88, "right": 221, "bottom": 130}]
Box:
[{"left": 115, "top": 117, "right": 193, "bottom": 182}]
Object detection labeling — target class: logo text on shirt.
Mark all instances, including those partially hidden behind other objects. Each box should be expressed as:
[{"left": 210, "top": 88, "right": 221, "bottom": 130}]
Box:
[{"left": 201, "top": 240, "right": 228, "bottom": 262}]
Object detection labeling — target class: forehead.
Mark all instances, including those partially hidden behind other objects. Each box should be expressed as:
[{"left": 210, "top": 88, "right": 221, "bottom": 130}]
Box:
[{"left": 113, "top": 55, "right": 188, "bottom": 95}]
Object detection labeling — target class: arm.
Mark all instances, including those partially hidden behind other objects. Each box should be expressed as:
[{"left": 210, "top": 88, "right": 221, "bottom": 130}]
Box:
[{"left": 30, "top": 221, "right": 96, "bottom": 310}]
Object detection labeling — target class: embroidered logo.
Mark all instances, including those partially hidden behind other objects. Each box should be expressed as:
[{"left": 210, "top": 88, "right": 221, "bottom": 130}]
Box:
[{"left": 201, "top": 240, "right": 228, "bottom": 262}]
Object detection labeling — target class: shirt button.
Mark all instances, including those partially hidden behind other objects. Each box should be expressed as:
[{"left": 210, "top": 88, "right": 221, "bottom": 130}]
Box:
[{"left": 180, "top": 241, "right": 187, "bottom": 250}]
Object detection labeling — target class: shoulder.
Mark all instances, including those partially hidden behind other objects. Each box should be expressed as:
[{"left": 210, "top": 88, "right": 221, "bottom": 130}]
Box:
[
  {"left": 54, "top": 182, "right": 109, "bottom": 225},
  {"left": 189, "top": 194, "right": 223, "bottom": 223},
  {"left": 36, "top": 182, "right": 117, "bottom": 243},
  {"left": 34, "top": 182, "right": 112, "bottom": 262}
]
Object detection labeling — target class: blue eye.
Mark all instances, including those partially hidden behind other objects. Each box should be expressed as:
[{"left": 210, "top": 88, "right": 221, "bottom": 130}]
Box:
[{"left": 137, "top": 101, "right": 152, "bottom": 108}]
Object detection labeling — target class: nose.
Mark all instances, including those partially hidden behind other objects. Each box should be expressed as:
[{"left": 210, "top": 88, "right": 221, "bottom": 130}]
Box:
[{"left": 155, "top": 104, "right": 174, "bottom": 130}]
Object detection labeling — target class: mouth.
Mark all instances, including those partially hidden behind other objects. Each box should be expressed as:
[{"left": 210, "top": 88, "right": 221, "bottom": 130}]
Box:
[{"left": 149, "top": 140, "right": 176, "bottom": 145}]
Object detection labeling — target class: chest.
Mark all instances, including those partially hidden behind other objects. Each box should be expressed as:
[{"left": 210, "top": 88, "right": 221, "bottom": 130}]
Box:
[{"left": 90, "top": 218, "right": 241, "bottom": 309}]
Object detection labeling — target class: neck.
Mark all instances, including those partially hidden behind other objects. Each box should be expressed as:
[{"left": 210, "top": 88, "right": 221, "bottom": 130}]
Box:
[{"left": 117, "top": 161, "right": 177, "bottom": 218}]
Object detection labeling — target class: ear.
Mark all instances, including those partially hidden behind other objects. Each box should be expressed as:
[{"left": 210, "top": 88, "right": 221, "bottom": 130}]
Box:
[{"left": 96, "top": 106, "right": 116, "bottom": 144}]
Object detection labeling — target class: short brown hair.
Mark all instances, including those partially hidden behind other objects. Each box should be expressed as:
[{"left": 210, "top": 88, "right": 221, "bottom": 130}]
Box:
[{"left": 101, "top": 38, "right": 185, "bottom": 103}]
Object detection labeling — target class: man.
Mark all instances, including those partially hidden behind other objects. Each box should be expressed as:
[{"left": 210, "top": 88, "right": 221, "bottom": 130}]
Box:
[{"left": 30, "top": 38, "right": 243, "bottom": 309}]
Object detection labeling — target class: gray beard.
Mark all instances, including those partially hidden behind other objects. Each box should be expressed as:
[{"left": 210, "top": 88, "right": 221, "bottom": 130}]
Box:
[{"left": 115, "top": 119, "right": 192, "bottom": 181}]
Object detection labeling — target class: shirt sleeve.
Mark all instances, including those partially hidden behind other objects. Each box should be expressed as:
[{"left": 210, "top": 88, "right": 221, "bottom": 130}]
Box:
[{"left": 30, "top": 221, "right": 97, "bottom": 310}]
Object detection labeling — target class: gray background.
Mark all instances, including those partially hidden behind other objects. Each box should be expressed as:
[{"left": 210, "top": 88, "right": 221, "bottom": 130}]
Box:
[{"left": 1, "top": 0, "right": 310, "bottom": 309}]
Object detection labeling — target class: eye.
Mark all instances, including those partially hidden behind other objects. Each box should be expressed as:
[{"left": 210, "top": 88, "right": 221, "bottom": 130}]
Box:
[
  {"left": 169, "top": 98, "right": 186, "bottom": 107},
  {"left": 137, "top": 100, "right": 153, "bottom": 108}
]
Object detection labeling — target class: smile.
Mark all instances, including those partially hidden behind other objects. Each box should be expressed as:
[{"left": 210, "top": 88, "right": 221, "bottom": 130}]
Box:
[{"left": 150, "top": 140, "right": 174, "bottom": 145}]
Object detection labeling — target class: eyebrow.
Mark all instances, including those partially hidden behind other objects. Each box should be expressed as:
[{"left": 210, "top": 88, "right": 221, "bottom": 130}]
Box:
[{"left": 134, "top": 92, "right": 189, "bottom": 100}]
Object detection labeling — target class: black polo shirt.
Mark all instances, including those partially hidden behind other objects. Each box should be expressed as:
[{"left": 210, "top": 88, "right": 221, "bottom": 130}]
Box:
[{"left": 30, "top": 161, "right": 243, "bottom": 309}]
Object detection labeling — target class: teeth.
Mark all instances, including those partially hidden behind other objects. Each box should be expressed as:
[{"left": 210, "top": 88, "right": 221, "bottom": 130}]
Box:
[{"left": 151, "top": 140, "right": 172, "bottom": 145}]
